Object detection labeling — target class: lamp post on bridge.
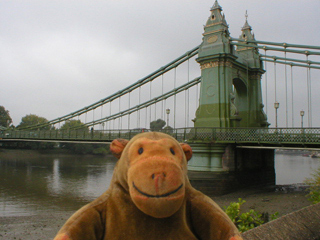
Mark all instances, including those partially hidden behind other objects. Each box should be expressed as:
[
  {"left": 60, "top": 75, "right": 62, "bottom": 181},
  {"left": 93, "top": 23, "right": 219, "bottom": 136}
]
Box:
[
  {"left": 300, "top": 110, "right": 305, "bottom": 128},
  {"left": 274, "top": 102, "right": 280, "bottom": 128},
  {"left": 166, "top": 108, "right": 170, "bottom": 127}
]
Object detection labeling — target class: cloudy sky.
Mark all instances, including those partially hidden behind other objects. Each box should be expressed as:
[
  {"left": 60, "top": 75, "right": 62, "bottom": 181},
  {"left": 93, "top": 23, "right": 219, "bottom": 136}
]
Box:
[{"left": 1, "top": 0, "right": 319, "bottom": 127}]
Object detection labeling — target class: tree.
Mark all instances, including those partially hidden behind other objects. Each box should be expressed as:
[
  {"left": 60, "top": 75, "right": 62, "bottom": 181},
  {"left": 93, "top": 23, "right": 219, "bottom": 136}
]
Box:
[
  {"left": 0, "top": 106, "right": 13, "bottom": 128},
  {"left": 60, "top": 120, "right": 88, "bottom": 131},
  {"left": 163, "top": 125, "right": 173, "bottom": 133},
  {"left": 150, "top": 119, "right": 166, "bottom": 131},
  {"left": 60, "top": 120, "right": 93, "bottom": 154},
  {"left": 17, "top": 114, "right": 50, "bottom": 130}
]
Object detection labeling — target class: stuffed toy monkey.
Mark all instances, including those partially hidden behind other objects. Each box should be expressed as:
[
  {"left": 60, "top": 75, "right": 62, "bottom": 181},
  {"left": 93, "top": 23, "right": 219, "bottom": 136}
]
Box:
[{"left": 54, "top": 132, "right": 242, "bottom": 240}]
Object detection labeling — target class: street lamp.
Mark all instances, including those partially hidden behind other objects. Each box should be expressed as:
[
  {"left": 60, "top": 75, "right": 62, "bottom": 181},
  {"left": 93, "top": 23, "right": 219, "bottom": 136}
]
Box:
[
  {"left": 300, "top": 110, "right": 305, "bottom": 128},
  {"left": 274, "top": 102, "right": 280, "bottom": 128},
  {"left": 166, "top": 108, "right": 170, "bottom": 127}
]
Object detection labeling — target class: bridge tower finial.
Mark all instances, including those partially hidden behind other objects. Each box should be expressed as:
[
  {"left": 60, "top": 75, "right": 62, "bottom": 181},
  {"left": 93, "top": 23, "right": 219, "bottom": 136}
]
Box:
[
  {"left": 242, "top": 10, "right": 252, "bottom": 32},
  {"left": 211, "top": 0, "right": 222, "bottom": 11},
  {"left": 239, "top": 10, "right": 257, "bottom": 46},
  {"left": 198, "top": 0, "right": 230, "bottom": 59}
]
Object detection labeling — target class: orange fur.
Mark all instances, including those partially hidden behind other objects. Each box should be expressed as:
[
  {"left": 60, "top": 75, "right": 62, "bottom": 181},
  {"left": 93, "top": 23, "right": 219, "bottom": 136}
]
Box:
[
  {"left": 230, "top": 236, "right": 243, "bottom": 240},
  {"left": 54, "top": 233, "right": 71, "bottom": 240}
]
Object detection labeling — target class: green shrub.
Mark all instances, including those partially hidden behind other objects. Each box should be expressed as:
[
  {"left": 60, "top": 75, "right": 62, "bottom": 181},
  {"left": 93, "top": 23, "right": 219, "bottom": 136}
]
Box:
[
  {"left": 305, "top": 167, "right": 320, "bottom": 204},
  {"left": 224, "top": 198, "right": 278, "bottom": 233}
]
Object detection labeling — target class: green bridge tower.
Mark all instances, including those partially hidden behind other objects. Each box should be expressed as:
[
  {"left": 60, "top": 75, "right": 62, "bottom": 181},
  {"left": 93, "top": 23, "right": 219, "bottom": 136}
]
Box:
[
  {"left": 188, "top": 1, "right": 274, "bottom": 195},
  {"left": 193, "top": 1, "right": 268, "bottom": 128}
]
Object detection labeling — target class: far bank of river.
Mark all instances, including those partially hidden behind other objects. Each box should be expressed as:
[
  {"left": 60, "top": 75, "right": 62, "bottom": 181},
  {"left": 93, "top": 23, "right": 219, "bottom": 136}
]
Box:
[{"left": 0, "top": 149, "right": 319, "bottom": 239}]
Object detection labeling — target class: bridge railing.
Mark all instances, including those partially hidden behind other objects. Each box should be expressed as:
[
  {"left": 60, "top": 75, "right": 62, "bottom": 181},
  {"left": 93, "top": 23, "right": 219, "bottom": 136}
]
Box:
[
  {"left": 1, "top": 127, "right": 320, "bottom": 147},
  {"left": 184, "top": 127, "right": 320, "bottom": 146}
]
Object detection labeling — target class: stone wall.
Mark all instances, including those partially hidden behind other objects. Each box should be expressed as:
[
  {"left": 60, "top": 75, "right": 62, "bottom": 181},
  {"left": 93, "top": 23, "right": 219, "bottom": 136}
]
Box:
[{"left": 242, "top": 203, "right": 320, "bottom": 240}]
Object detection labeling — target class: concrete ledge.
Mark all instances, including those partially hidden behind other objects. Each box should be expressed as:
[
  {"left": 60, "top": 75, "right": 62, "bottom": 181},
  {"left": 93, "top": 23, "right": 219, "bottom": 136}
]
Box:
[{"left": 242, "top": 203, "right": 320, "bottom": 240}]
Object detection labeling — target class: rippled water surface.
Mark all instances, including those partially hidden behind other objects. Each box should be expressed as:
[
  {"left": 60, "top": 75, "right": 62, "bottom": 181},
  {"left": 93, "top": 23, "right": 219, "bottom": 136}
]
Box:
[{"left": 0, "top": 149, "right": 319, "bottom": 217}]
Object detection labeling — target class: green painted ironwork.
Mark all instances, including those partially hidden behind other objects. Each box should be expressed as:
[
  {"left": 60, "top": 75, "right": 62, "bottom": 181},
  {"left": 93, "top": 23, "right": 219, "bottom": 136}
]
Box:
[
  {"left": 231, "top": 42, "right": 320, "bottom": 56},
  {"left": 260, "top": 58, "right": 320, "bottom": 70},
  {"left": 2, "top": 128, "right": 320, "bottom": 147},
  {"left": 78, "top": 77, "right": 201, "bottom": 128},
  {"left": 11, "top": 1, "right": 320, "bottom": 147},
  {"left": 194, "top": 3, "right": 268, "bottom": 129},
  {"left": 18, "top": 46, "right": 200, "bottom": 131},
  {"left": 230, "top": 37, "right": 320, "bottom": 50},
  {"left": 16, "top": 35, "right": 320, "bottom": 131},
  {"left": 261, "top": 55, "right": 320, "bottom": 69}
]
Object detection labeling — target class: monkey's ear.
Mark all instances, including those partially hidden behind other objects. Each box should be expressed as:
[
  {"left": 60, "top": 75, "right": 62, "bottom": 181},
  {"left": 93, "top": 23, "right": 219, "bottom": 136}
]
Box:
[
  {"left": 180, "top": 143, "right": 192, "bottom": 161},
  {"left": 110, "top": 139, "right": 129, "bottom": 159}
]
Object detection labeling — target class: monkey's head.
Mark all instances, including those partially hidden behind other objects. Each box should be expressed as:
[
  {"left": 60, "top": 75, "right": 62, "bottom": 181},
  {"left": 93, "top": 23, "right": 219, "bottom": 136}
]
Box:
[{"left": 110, "top": 132, "right": 192, "bottom": 218}]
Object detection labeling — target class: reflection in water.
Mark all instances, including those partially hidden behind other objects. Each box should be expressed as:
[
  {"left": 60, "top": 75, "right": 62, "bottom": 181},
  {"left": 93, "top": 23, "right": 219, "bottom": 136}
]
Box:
[
  {"left": 0, "top": 150, "right": 117, "bottom": 217},
  {"left": 49, "top": 159, "right": 61, "bottom": 194},
  {"left": 0, "top": 149, "right": 320, "bottom": 217}
]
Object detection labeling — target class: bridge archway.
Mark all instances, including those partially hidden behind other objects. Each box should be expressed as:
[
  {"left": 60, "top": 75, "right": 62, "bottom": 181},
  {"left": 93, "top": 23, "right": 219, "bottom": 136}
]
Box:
[{"left": 232, "top": 77, "right": 247, "bottom": 126}]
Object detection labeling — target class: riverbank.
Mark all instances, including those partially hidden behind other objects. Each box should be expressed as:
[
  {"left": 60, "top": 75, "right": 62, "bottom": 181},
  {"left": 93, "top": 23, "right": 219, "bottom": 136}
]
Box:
[{"left": 0, "top": 185, "right": 312, "bottom": 240}]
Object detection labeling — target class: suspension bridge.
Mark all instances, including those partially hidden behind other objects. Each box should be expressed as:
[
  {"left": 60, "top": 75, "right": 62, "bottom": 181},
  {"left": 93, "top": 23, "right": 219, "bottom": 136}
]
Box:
[{"left": 1, "top": 1, "right": 320, "bottom": 194}]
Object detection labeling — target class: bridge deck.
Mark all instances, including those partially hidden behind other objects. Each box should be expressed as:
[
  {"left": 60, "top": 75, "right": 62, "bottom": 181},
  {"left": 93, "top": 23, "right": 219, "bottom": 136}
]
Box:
[{"left": 1, "top": 127, "right": 320, "bottom": 149}]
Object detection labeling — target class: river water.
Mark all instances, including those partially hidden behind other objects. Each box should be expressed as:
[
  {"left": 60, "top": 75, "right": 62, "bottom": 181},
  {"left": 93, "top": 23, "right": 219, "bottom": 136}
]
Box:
[{"left": 0, "top": 149, "right": 319, "bottom": 217}]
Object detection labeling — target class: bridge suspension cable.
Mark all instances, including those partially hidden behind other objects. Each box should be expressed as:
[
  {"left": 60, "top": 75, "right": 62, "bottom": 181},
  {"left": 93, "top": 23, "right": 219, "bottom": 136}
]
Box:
[
  {"left": 231, "top": 37, "right": 320, "bottom": 128},
  {"left": 307, "top": 54, "right": 312, "bottom": 127},
  {"left": 260, "top": 57, "right": 320, "bottom": 70},
  {"left": 174, "top": 67, "right": 177, "bottom": 129},
  {"left": 18, "top": 37, "right": 319, "bottom": 131},
  {"left": 264, "top": 49, "right": 268, "bottom": 116},
  {"left": 290, "top": 65, "right": 294, "bottom": 127},
  {"left": 231, "top": 38, "right": 320, "bottom": 50},
  {"left": 284, "top": 51, "right": 288, "bottom": 127},
  {"left": 73, "top": 77, "right": 201, "bottom": 129},
  {"left": 19, "top": 46, "right": 200, "bottom": 130}
]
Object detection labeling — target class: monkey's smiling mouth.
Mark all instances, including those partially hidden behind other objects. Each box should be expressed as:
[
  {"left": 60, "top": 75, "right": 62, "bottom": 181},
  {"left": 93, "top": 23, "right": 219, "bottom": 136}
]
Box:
[{"left": 132, "top": 182, "right": 183, "bottom": 198}]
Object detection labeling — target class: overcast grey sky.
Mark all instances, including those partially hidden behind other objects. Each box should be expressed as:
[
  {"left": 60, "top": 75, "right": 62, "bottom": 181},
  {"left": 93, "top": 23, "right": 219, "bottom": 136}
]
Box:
[{"left": 1, "top": 0, "right": 319, "bottom": 126}]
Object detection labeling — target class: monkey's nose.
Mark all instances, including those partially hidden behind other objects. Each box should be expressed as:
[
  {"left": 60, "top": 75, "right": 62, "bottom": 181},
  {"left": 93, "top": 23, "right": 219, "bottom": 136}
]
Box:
[{"left": 151, "top": 172, "right": 166, "bottom": 180}]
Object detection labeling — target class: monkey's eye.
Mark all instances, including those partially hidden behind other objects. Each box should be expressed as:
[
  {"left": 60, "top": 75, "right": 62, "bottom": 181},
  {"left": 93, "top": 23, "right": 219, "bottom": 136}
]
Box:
[
  {"left": 138, "top": 147, "right": 144, "bottom": 155},
  {"left": 170, "top": 148, "right": 175, "bottom": 155}
]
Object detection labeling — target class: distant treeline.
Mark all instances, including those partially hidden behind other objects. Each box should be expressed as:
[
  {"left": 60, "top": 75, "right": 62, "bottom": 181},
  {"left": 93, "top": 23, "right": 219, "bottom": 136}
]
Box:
[{"left": 0, "top": 141, "right": 110, "bottom": 155}]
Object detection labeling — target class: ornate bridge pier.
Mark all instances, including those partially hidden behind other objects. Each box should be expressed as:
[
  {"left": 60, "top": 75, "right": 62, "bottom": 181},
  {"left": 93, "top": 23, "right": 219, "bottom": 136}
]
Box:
[{"left": 189, "top": 1, "right": 274, "bottom": 195}]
